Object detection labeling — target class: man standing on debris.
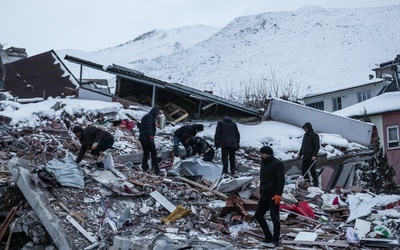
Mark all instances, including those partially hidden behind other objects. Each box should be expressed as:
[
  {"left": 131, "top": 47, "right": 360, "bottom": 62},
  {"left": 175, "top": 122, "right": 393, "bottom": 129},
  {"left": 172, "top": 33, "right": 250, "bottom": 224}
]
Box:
[
  {"left": 296, "top": 122, "right": 320, "bottom": 187},
  {"left": 214, "top": 116, "right": 240, "bottom": 174},
  {"left": 173, "top": 124, "right": 204, "bottom": 160},
  {"left": 183, "top": 135, "right": 214, "bottom": 162},
  {"left": 139, "top": 107, "right": 162, "bottom": 175},
  {"left": 73, "top": 125, "right": 114, "bottom": 164},
  {"left": 255, "top": 146, "right": 285, "bottom": 247}
]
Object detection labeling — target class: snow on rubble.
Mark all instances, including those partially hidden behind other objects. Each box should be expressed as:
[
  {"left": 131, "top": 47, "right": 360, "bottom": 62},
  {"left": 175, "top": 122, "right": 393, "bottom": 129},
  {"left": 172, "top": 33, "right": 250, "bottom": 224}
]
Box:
[{"left": 0, "top": 96, "right": 367, "bottom": 161}]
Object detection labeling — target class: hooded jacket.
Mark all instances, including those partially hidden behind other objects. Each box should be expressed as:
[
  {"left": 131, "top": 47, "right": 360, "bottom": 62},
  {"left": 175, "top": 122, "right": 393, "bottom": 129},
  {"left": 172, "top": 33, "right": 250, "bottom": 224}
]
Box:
[
  {"left": 174, "top": 124, "right": 203, "bottom": 139},
  {"left": 259, "top": 155, "right": 285, "bottom": 195},
  {"left": 299, "top": 122, "right": 320, "bottom": 159},
  {"left": 76, "top": 126, "right": 114, "bottom": 163},
  {"left": 139, "top": 107, "right": 160, "bottom": 141},
  {"left": 214, "top": 116, "right": 240, "bottom": 149}
]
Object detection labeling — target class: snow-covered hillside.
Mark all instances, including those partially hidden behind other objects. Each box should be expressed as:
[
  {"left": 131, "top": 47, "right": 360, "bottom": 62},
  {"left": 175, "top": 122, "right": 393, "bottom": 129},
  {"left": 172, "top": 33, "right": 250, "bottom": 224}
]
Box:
[
  {"left": 60, "top": 5, "right": 400, "bottom": 100},
  {"left": 95, "top": 25, "right": 220, "bottom": 64}
]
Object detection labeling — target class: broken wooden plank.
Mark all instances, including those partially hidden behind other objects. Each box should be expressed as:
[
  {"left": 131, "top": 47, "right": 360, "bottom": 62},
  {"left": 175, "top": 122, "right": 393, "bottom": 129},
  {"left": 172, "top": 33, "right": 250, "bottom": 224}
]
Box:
[
  {"left": 173, "top": 113, "right": 189, "bottom": 124},
  {"left": 5, "top": 221, "right": 15, "bottom": 250},
  {"left": 128, "top": 178, "right": 145, "bottom": 187},
  {"left": 0, "top": 205, "right": 18, "bottom": 242},
  {"left": 66, "top": 215, "right": 97, "bottom": 243},
  {"left": 58, "top": 201, "right": 85, "bottom": 223},
  {"left": 176, "top": 176, "right": 228, "bottom": 200},
  {"left": 163, "top": 102, "right": 189, "bottom": 124}
]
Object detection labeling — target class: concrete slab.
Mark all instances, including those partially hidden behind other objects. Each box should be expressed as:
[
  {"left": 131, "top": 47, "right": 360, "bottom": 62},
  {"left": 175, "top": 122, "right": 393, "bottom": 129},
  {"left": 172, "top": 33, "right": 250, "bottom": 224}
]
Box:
[{"left": 7, "top": 157, "right": 75, "bottom": 250}]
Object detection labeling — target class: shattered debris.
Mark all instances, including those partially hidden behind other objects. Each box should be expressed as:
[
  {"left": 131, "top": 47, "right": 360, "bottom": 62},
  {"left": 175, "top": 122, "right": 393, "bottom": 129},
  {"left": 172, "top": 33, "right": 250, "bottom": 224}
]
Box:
[{"left": 0, "top": 98, "right": 399, "bottom": 250}]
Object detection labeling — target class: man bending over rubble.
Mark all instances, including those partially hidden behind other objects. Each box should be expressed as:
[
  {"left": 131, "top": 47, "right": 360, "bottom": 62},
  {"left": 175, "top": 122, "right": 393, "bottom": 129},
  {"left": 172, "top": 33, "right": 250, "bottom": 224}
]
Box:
[
  {"left": 73, "top": 125, "right": 114, "bottom": 164},
  {"left": 183, "top": 135, "right": 214, "bottom": 162}
]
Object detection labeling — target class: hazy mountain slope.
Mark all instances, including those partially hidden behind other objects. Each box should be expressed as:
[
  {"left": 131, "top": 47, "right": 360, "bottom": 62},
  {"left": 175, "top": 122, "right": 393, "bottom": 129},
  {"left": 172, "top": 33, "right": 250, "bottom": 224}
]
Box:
[{"left": 128, "top": 5, "right": 400, "bottom": 98}]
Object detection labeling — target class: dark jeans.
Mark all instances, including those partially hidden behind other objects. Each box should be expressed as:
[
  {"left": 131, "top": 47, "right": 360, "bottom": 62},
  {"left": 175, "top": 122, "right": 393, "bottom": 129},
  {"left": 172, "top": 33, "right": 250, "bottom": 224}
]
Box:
[
  {"left": 302, "top": 158, "right": 318, "bottom": 187},
  {"left": 173, "top": 136, "right": 190, "bottom": 158},
  {"left": 221, "top": 147, "right": 236, "bottom": 173},
  {"left": 254, "top": 192, "right": 280, "bottom": 243},
  {"left": 140, "top": 140, "right": 159, "bottom": 172},
  {"left": 173, "top": 136, "right": 181, "bottom": 157},
  {"left": 91, "top": 138, "right": 114, "bottom": 156}
]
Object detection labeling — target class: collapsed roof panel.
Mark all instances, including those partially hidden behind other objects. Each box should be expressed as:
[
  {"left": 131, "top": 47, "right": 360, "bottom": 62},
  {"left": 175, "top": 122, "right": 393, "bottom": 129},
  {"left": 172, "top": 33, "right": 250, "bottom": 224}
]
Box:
[{"left": 64, "top": 55, "right": 261, "bottom": 118}]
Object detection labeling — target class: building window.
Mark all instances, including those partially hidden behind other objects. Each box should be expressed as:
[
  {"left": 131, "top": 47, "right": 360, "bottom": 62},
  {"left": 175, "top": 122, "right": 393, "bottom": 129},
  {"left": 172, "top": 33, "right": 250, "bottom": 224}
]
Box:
[
  {"left": 332, "top": 97, "right": 342, "bottom": 111},
  {"left": 306, "top": 101, "right": 324, "bottom": 110},
  {"left": 357, "top": 91, "right": 371, "bottom": 102},
  {"left": 387, "top": 125, "right": 399, "bottom": 149}
]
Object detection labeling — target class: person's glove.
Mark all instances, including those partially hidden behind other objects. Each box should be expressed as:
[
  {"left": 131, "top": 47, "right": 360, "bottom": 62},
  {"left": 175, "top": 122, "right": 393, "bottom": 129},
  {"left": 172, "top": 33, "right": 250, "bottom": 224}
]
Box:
[
  {"left": 150, "top": 135, "right": 154, "bottom": 143},
  {"left": 272, "top": 195, "right": 281, "bottom": 205}
]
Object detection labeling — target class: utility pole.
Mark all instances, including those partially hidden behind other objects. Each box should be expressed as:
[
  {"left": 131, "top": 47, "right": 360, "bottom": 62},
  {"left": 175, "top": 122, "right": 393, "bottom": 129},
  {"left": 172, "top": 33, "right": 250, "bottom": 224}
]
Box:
[{"left": 0, "top": 44, "right": 6, "bottom": 90}]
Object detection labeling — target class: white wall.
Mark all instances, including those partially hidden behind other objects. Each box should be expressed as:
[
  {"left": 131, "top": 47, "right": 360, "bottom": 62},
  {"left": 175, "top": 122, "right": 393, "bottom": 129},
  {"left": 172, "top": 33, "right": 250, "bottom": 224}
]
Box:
[
  {"left": 304, "top": 81, "right": 385, "bottom": 112},
  {"left": 264, "top": 98, "right": 374, "bottom": 146},
  {"left": 78, "top": 88, "right": 112, "bottom": 102}
]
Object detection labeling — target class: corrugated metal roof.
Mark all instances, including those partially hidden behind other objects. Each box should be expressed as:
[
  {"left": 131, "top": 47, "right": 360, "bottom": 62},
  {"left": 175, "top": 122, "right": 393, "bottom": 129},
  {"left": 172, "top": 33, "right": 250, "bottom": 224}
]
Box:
[
  {"left": 64, "top": 55, "right": 261, "bottom": 116},
  {"left": 4, "top": 51, "right": 78, "bottom": 99}
]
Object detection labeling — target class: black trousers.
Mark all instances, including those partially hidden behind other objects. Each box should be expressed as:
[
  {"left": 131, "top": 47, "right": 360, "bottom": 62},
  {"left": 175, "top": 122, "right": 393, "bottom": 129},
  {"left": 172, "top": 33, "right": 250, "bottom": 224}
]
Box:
[
  {"left": 254, "top": 192, "right": 280, "bottom": 243},
  {"left": 202, "top": 148, "right": 215, "bottom": 162},
  {"left": 140, "top": 140, "right": 159, "bottom": 172},
  {"left": 91, "top": 138, "right": 114, "bottom": 156},
  {"left": 221, "top": 147, "right": 237, "bottom": 173},
  {"left": 302, "top": 158, "right": 318, "bottom": 187}
]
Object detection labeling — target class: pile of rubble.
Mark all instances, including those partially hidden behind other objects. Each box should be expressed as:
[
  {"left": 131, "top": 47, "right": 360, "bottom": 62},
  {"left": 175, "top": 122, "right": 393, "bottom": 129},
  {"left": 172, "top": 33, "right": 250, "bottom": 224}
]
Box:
[{"left": 0, "top": 117, "right": 400, "bottom": 250}]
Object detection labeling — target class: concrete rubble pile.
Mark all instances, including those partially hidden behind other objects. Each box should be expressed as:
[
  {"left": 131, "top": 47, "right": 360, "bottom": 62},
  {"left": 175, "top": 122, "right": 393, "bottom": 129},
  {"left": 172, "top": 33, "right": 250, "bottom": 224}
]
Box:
[{"left": 0, "top": 116, "right": 399, "bottom": 250}]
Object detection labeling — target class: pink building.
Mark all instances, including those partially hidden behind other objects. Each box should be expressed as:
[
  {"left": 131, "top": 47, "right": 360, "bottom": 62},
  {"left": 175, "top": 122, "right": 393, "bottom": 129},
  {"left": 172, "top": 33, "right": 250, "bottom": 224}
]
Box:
[{"left": 334, "top": 92, "right": 400, "bottom": 183}]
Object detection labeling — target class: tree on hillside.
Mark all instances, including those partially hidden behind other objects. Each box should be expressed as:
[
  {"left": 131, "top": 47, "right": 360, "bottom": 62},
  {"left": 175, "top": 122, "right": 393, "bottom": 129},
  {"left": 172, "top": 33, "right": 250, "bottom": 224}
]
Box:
[{"left": 356, "top": 140, "right": 397, "bottom": 194}]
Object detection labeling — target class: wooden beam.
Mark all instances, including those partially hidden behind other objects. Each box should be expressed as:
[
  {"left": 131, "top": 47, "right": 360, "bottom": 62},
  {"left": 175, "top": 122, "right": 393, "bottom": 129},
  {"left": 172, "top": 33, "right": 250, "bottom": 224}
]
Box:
[
  {"left": 0, "top": 206, "right": 18, "bottom": 242},
  {"left": 176, "top": 176, "right": 227, "bottom": 200},
  {"left": 173, "top": 113, "right": 189, "bottom": 124}
]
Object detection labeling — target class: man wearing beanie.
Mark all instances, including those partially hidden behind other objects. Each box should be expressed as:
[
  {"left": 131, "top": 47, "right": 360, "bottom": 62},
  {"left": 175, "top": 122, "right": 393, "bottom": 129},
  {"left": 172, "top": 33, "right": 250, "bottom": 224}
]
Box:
[
  {"left": 139, "top": 107, "right": 162, "bottom": 175},
  {"left": 73, "top": 125, "right": 114, "bottom": 164},
  {"left": 172, "top": 123, "right": 204, "bottom": 159},
  {"left": 254, "top": 146, "right": 285, "bottom": 247}
]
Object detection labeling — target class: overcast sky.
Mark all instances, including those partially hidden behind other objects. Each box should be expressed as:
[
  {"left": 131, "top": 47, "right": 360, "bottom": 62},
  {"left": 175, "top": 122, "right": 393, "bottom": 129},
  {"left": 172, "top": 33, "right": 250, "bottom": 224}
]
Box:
[{"left": 2, "top": 0, "right": 399, "bottom": 56}]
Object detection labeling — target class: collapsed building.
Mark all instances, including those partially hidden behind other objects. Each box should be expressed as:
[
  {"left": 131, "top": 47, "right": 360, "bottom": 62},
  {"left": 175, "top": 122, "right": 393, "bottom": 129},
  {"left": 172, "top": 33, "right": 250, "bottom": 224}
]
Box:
[
  {"left": 0, "top": 52, "right": 398, "bottom": 249},
  {"left": 0, "top": 93, "right": 398, "bottom": 250}
]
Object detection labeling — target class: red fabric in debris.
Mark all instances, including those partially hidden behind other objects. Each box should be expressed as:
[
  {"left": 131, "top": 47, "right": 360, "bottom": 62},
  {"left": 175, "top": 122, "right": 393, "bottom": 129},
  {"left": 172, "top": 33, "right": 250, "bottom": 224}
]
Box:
[
  {"left": 281, "top": 201, "right": 315, "bottom": 219},
  {"left": 121, "top": 120, "right": 135, "bottom": 130}
]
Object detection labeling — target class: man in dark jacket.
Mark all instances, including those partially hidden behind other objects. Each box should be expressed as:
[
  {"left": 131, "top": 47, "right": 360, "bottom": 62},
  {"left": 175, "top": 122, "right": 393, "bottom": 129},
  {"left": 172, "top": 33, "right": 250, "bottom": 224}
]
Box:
[
  {"left": 297, "top": 122, "right": 320, "bottom": 187},
  {"left": 139, "top": 107, "right": 161, "bottom": 174},
  {"left": 183, "top": 135, "right": 214, "bottom": 162},
  {"left": 214, "top": 116, "right": 240, "bottom": 174},
  {"left": 254, "top": 146, "right": 285, "bottom": 247},
  {"left": 73, "top": 125, "right": 114, "bottom": 164},
  {"left": 173, "top": 124, "right": 204, "bottom": 159}
]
